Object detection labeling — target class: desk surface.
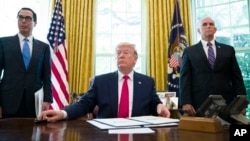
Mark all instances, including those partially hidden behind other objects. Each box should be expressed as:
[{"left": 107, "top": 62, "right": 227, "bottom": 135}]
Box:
[{"left": 0, "top": 118, "right": 229, "bottom": 141}]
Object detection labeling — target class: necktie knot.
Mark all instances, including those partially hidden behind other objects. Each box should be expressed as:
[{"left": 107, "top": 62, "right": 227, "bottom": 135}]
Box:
[
  {"left": 24, "top": 38, "right": 29, "bottom": 42},
  {"left": 207, "top": 42, "right": 212, "bottom": 47},
  {"left": 123, "top": 75, "right": 129, "bottom": 80}
]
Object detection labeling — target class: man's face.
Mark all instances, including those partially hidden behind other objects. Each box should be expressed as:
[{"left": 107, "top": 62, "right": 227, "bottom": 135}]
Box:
[
  {"left": 116, "top": 45, "right": 137, "bottom": 72},
  {"left": 198, "top": 17, "right": 217, "bottom": 39},
  {"left": 17, "top": 10, "right": 36, "bottom": 37}
]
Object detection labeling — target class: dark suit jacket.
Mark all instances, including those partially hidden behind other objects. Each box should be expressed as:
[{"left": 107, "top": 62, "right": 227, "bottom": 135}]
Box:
[
  {"left": 0, "top": 35, "right": 52, "bottom": 115},
  {"left": 65, "top": 71, "right": 162, "bottom": 119},
  {"left": 180, "top": 41, "right": 246, "bottom": 110}
]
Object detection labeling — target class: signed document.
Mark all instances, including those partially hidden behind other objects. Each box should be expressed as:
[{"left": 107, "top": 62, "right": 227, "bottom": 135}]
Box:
[
  {"left": 129, "top": 115, "right": 179, "bottom": 124},
  {"left": 94, "top": 118, "right": 147, "bottom": 127},
  {"left": 87, "top": 116, "right": 179, "bottom": 130}
]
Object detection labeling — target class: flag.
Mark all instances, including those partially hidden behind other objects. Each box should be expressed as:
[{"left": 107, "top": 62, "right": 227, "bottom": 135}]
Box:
[
  {"left": 167, "top": 0, "right": 188, "bottom": 98},
  {"left": 169, "top": 54, "right": 180, "bottom": 68},
  {"left": 47, "top": 0, "right": 69, "bottom": 110}
]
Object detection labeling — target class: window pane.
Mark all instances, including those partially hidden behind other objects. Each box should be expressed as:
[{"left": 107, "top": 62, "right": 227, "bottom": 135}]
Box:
[
  {"left": 96, "top": 12, "right": 112, "bottom": 33},
  {"left": 233, "top": 28, "right": 250, "bottom": 48},
  {"left": 95, "top": 56, "right": 116, "bottom": 75},
  {"left": 112, "top": 0, "right": 127, "bottom": 12},
  {"left": 0, "top": 0, "right": 51, "bottom": 43},
  {"left": 211, "top": 0, "right": 229, "bottom": 5},
  {"left": 111, "top": 12, "right": 127, "bottom": 34},
  {"left": 230, "top": 1, "right": 249, "bottom": 26},
  {"left": 236, "top": 52, "right": 250, "bottom": 117},
  {"left": 95, "top": 0, "right": 145, "bottom": 75},
  {"left": 95, "top": 34, "right": 112, "bottom": 54}
]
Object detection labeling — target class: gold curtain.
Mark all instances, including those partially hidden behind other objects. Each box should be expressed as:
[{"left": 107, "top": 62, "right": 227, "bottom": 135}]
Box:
[
  {"left": 51, "top": 0, "right": 95, "bottom": 95},
  {"left": 147, "top": 0, "right": 192, "bottom": 91}
]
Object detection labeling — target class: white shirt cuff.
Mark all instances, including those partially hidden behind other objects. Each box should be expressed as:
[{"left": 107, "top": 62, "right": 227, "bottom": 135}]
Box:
[{"left": 61, "top": 110, "right": 68, "bottom": 119}]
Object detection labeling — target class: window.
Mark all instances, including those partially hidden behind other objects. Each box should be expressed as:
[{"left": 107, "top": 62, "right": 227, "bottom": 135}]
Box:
[
  {"left": 0, "top": 0, "right": 51, "bottom": 43},
  {"left": 191, "top": 0, "right": 250, "bottom": 118},
  {"left": 0, "top": 0, "right": 51, "bottom": 80},
  {"left": 94, "top": 0, "right": 146, "bottom": 75}
]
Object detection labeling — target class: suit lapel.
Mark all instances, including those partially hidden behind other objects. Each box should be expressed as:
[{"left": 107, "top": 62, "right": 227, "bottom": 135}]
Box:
[
  {"left": 28, "top": 38, "right": 41, "bottom": 70},
  {"left": 12, "top": 35, "right": 26, "bottom": 69},
  {"left": 133, "top": 72, "right": 142, "bottom": 99},
  {"left": 109, "top": 72, "right": 119, "bottom": 116},
  {"left": 131, "top": 72, "right": 143, "bottom": 116},
  {"left": 214, "top": 41, "right": 222, "bottom": 70}
]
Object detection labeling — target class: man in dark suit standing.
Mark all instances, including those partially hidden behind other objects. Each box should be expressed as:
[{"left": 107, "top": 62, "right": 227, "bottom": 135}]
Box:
[
  {"left": 39, "top": 42, "right": 170, "bottom": 122},
  {"left": 180, "top": 17, "right": 246, "bottom": 116},
  {"left": 0, "top": 7, "right": 53, "bottom": 118}
]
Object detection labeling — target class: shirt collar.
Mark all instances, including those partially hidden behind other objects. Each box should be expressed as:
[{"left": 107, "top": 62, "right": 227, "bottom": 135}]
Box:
[
  {"left": 201, "top": 39, "right": 215, "bottom": 47},
  {"left": 18, "top": 33, "right": 33, "bottom": 42},
  {"left": 118, "top": 71, "right": 134, "bottom": 81}
]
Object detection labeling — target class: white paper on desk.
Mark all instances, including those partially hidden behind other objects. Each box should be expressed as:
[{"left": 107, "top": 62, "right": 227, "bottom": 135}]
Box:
[
  {"left": 144, "top": 122, "right": 178, "bottom": 127},
  {"left": 129, "top": 116, "right": 179, "bottom": 125},
  {"left": 87, "top": 120, "right": 117, "bottom": 130},
  {"left": 34, "top": 87, "right": 44, "bottom": 118},
  {"left": 109, "top": 128, "right": 155, "bottom": 134},
  {"left": 94, "top": 118, "right": 147, "bottom": 127}
]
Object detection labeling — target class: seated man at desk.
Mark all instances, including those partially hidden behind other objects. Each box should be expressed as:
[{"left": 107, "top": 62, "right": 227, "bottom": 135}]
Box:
[{"left": 39, "top": 42, "right": 170, "bottom": 122}]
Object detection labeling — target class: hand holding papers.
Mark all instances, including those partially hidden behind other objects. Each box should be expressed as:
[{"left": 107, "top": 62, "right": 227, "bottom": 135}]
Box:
[
  {"left": 34, "top": 87, "right": 46, "bottom": 123},
  {"left": 35, "top": 87, "right": 44, "bottom": 118}
]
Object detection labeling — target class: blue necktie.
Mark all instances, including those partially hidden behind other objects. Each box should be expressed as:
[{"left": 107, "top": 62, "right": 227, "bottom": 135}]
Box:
[
  {"left": 23, "top": 38, "right": 30, "bottom": 69},
  {"left": 207, "top": 42, "right": 215, "bottom": 69}
]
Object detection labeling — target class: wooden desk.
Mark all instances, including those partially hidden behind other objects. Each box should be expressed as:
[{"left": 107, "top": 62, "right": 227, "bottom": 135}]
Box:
[{"left": 0, "top": 118, "right": 229, "bottom": 141}]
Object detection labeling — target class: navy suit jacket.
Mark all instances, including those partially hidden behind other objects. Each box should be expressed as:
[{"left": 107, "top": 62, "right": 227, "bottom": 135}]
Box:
[
  {"left": 0, "top": 35, "right": 52, "bottom": 115},
  {"left": 65, "top": 71, "right": 162, "bottom": 119},
  {"left": 180, "top": 41, "right": 246, "bottom": 110}
]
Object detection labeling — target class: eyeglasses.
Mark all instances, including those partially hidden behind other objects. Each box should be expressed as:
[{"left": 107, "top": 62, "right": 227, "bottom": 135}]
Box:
[{"left": 17, "top": 15, "right": 33, "bottom": 22}]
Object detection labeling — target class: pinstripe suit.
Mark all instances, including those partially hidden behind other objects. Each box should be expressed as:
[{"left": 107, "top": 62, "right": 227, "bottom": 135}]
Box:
[{"left": 0, "top": 34, "right": 52, "bottom": 117}]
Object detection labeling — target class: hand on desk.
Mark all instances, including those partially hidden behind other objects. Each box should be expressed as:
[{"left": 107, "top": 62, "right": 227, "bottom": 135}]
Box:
[
  {"left": 38, "top": 110, "right": 64, "bottom": 122},
  {"left": 157, "top": 104, "right": 171, "bottom": 118},
  {"left": 182, "top": 104, "right": 196, "bottom": 116},
  {"left": 41, "top": 102, "right": 51, "bottom": 112}
]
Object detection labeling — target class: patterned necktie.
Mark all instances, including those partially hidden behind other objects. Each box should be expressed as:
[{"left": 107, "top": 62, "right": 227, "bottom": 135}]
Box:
[
  {"left": 207, "top": 42, "right": 215, "bottom": 69},
  {"left": 118, "top": 75, "right": 129, "bottom": 118},
  {"left": 23, "top": 38, "right": 30, "bottom": 69}
]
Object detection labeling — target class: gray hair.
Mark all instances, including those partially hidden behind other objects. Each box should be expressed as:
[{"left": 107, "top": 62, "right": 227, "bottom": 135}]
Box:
[{"left": 116, "top": 42, "right": 138, "bottom": 58}]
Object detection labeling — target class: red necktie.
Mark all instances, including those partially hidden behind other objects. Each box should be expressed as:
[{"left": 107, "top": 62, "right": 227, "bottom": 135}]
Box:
[
  {"left": 119, "top": 134, "right": 129, "bottom": 141},
  {"left": 118, "top": 75, "right": 129, "bottom": 118}
]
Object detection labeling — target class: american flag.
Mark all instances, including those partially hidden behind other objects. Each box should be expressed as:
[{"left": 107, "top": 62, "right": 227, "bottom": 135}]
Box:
[
  {"left": 167, "top": 0, "right": 188, "bottom": 98},
  {"left": 169, "top": 53, "right": 180, "bottom": 68},
  {"left": 47, "top": 0, "right": 69, "bottom": 110}
]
